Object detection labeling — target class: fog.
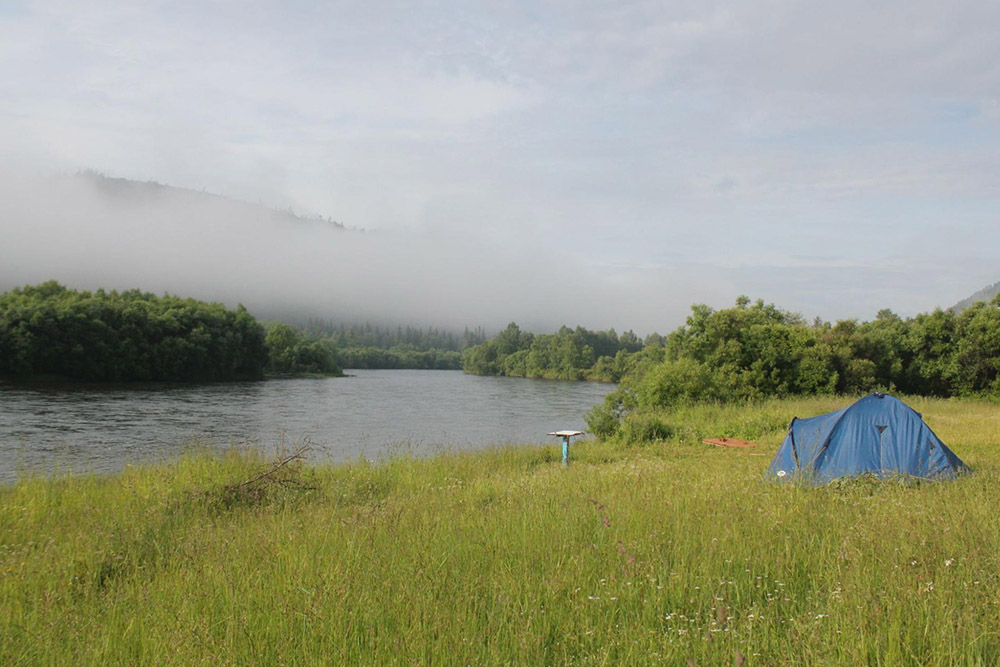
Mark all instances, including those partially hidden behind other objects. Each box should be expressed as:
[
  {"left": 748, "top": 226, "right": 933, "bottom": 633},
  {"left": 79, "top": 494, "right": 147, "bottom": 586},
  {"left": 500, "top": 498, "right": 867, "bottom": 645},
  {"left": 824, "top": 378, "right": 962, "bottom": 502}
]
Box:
[{"left": 0, "top": 172, "right": 730, "bottom": 335}]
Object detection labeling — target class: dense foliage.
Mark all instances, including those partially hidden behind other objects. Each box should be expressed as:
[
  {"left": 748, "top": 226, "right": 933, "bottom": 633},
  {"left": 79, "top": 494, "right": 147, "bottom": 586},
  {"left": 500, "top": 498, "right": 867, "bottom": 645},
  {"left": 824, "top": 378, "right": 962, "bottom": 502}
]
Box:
[
  {"left": 304, "top": 319, "right": 487, "bottom": 352},
  {"left": 263, "top": 324, "right": 341, "bottom": 377},
  {"left": 271, "top": 322, "right": 458, "bottom": 372},
  {"left": 303, "top": 320, "right": 484, "bottom": 370},
  {"left": 0, "top": 281, "right": 267, "bottom": 381},
  {"left": 586, "top": 295, "right": 1000, "bottom": 437},
  {"left": 462, "top": 323, "right": 652, "bottom": 381},
  {"left": 335, "top": 345, "right": 462, "bottom": 370}
]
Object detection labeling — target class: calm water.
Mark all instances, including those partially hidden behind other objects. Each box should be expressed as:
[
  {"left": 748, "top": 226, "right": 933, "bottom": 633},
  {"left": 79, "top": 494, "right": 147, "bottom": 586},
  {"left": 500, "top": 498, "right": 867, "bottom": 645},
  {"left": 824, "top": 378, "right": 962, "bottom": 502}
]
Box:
[{"left": 0, "top": 370, "right": 613, "bottom": 483}]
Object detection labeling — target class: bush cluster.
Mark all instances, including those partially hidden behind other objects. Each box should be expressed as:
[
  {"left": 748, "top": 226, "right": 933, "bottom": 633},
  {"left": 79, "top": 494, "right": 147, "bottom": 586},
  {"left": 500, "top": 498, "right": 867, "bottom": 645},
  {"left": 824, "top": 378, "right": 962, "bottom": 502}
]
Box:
[{"left": 263, "top": 323, "right": 341, "bottom": 376}]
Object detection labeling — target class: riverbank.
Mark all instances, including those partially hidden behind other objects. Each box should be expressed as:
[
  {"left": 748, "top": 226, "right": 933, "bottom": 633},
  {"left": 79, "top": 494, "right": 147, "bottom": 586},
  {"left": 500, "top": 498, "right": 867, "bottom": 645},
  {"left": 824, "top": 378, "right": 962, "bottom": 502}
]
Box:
[{"left": 3, "top": 396, "right": 1000, "bottom": 664}]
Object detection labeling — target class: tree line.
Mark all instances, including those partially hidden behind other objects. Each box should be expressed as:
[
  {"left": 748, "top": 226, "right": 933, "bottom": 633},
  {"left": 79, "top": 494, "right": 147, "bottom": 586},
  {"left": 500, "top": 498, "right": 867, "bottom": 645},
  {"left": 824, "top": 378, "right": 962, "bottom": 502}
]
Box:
[
  {"left": 302, "top": 319, "right": 487, "bottom": 352},
  {"left": 462, "top": 323, "right": 655, "bottom": 381},
  {"left": 259, "top": 323, "right": 463, "bottom": 375},
  {"left": 295, "top": 319, "right": 487, "bottom": 371},
  {"left": 585, "top": 295, "right": 1000, "bottom": 437},
  {"left": 263, "top": 323, "right": 342, "bottom": 377}
]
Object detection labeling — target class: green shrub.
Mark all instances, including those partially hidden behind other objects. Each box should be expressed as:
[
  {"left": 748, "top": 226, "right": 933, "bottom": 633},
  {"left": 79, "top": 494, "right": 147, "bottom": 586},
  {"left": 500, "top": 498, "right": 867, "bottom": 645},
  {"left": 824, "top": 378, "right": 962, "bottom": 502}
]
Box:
[
  {"left": 619, "top": 413, "right": 673, "bottom": 443},
  {"left": 635, "top": 357, "right": 724, "bottom": 407},
  {"left": 584, "top": 399, "right": 622, "bottom": 439}
]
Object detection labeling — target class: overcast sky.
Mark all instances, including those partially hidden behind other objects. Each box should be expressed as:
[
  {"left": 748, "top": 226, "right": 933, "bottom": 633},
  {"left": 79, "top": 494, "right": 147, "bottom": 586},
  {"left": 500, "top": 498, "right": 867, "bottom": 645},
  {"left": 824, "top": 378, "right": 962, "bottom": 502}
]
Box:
[{"left": 2, "top": 1, "right": 999, "bottom": 333}]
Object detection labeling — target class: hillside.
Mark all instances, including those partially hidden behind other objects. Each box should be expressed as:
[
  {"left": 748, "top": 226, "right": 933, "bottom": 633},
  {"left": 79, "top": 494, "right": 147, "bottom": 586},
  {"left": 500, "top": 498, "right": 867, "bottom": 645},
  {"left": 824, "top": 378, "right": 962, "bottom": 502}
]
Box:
[
  {"left": 951, "top": 280, "right": 1000, "bottom": 313},
  {"left": 71, "top": 170, "right": 352, "bottom": 232},
  {"left": 0, "top": 170, "right": 367, "bottom": 324}
]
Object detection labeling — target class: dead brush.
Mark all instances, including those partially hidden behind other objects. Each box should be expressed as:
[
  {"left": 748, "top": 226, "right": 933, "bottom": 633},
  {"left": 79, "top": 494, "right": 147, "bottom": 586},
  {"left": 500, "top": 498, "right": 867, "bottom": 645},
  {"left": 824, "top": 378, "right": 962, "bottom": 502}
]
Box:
[{"left": 211, "top": 442, "right": 317, "bottom": 510}]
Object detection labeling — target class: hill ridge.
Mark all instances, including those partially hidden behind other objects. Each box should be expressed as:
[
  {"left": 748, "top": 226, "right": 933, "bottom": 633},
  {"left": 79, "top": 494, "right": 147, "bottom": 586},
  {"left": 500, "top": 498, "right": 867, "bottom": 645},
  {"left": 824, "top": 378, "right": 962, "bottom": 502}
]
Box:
[
  {"left": 70, "top": 169, "right": 355, "bottom": 232},
  {"left": 951, "top": 281, "right": 1000, "bottom": 313}
]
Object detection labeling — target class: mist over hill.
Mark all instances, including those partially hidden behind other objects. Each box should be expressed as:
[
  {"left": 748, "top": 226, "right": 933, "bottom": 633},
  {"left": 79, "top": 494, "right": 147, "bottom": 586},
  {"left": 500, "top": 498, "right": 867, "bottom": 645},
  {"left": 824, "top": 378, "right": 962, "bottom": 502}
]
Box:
[
  {"left": 73, "top": 170, "right": 350, "bottom": 231},
  {"left": 0, "top": 170, "right": 693, "bottom": 334},
  {"left": 0, "top": 171, "right": 377, "bottom": 319},
  {"left": 951, "top": 281, "right": 1000, "bottom": 313}
]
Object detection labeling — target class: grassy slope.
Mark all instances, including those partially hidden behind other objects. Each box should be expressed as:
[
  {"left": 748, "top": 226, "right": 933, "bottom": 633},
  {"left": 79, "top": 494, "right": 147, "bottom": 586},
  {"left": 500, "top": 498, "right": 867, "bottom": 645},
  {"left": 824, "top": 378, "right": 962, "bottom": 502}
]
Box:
[{"left": 3, "top": 396, "right": 1000, "bottom": 665}]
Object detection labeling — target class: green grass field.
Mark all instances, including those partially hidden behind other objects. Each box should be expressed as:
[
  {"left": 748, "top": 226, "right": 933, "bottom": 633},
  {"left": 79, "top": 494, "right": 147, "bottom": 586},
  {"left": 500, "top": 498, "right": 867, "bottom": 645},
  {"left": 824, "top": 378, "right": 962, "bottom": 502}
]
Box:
[{"left": 3, "top": 396, "right": 1000, "bottom": 665}]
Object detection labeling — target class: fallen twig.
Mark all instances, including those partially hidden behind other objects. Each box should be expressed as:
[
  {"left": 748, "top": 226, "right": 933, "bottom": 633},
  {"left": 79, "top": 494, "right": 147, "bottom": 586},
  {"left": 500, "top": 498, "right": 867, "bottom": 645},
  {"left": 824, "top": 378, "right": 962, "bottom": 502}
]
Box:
[{"left": 236, "top": 443, "right": 310, "bottom": 489}]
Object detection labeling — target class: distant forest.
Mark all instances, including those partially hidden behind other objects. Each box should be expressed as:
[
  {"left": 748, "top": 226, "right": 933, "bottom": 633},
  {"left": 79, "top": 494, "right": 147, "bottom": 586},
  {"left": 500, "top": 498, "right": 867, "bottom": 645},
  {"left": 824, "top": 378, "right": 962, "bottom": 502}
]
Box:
[
  {"left": 299, "top": 320, "right": 487, "bottom": 370},
  {"left": 462, "top": 323, "right": 661, "bottom": 382}
]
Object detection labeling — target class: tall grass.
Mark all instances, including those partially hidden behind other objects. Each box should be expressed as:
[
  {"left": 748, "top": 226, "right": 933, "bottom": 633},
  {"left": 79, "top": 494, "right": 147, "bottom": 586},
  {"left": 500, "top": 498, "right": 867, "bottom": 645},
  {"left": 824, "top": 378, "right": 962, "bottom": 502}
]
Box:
[{"left": 3, "top": 396, "right": 1000, "bottom": 664}]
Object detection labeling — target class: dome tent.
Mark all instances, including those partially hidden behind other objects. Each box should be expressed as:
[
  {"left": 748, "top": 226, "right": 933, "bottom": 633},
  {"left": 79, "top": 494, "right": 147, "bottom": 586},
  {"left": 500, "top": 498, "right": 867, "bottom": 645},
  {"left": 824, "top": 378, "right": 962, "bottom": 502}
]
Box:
[{"left": 766, "top": 394, "right": 968, "bottom": 484}]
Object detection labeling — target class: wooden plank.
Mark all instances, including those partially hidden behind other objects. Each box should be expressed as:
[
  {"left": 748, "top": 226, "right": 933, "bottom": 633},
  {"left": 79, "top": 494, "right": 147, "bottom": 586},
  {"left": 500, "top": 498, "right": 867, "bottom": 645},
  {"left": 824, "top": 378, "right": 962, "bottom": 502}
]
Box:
[{"left": 702, "top": 437, "right": 757, "bottom": 449}]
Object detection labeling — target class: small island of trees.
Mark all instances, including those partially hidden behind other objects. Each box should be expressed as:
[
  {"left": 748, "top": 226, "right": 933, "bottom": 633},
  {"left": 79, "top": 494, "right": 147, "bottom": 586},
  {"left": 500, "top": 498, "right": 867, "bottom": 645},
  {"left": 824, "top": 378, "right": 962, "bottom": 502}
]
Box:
[{"left": 0, "top": 281, "right": 343, "bottom": 382}]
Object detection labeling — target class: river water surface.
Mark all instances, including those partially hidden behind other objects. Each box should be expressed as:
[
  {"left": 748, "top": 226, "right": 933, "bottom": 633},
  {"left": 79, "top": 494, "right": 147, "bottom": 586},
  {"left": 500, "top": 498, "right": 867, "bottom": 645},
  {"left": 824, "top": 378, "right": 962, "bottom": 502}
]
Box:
[{"left": 0, "top": 370, "right": 613, "bottom": 483}]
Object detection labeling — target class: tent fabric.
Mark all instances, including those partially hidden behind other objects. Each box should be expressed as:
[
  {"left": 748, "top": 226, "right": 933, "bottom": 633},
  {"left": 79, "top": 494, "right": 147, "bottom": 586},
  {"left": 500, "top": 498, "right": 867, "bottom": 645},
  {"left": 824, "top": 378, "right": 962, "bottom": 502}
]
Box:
[{"left": 766, "top": 393, "right": 968, "bottom": 484}]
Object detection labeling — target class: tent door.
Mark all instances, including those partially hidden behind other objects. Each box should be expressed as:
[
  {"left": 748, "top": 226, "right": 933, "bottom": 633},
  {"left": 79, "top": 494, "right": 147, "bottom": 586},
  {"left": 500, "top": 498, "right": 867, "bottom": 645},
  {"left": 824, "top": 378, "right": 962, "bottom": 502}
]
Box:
[{"left": 875, "top": 424, "right": 888, "bottom": 472}]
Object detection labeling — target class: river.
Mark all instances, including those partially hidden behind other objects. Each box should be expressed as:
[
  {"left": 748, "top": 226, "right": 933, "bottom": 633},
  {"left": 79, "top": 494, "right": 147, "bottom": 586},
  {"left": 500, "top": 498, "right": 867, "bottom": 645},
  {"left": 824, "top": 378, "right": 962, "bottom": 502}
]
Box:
[{"left": 0, "top": 369, "right": 613, "bottom": 483}]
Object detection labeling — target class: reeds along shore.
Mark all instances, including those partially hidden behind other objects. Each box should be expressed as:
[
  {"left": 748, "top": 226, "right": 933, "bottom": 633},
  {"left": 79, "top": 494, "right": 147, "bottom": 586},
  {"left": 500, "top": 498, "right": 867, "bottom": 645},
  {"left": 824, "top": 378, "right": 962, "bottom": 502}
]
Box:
[{"left": 3, "top": 396, "right": 1000, "bottom": 665}]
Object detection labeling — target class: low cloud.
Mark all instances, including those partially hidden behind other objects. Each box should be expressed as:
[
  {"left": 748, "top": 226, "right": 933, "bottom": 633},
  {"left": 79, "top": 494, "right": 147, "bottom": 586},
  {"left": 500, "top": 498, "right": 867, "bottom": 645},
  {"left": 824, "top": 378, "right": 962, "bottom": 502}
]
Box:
[{"left": 0, "top": 173, "right": 730, "bottom": 334}]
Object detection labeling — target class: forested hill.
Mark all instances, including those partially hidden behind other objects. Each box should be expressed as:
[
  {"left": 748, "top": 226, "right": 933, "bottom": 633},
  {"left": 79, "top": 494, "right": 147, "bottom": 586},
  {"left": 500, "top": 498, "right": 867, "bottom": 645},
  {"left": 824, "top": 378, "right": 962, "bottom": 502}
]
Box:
[
  {"left": 72, "top": 170, "right": 352, "bottom": 232},
  {"left": 952, "top": 280, "right": 1000, "bottom": 313}
]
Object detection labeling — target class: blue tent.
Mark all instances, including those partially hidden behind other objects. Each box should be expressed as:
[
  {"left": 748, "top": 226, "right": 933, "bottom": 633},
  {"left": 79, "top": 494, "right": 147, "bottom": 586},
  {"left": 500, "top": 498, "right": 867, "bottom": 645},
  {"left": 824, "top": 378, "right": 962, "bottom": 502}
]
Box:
[{"left": 766, "top": 393, "right": 968, "bottom": 484}]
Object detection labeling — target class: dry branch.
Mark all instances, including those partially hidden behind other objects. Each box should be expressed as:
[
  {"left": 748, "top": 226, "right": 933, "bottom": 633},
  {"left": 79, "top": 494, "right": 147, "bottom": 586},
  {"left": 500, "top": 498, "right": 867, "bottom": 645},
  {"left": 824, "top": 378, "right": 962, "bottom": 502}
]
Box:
[{"left": 236, "top": 443, "right": 311, "bottom": 489}]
